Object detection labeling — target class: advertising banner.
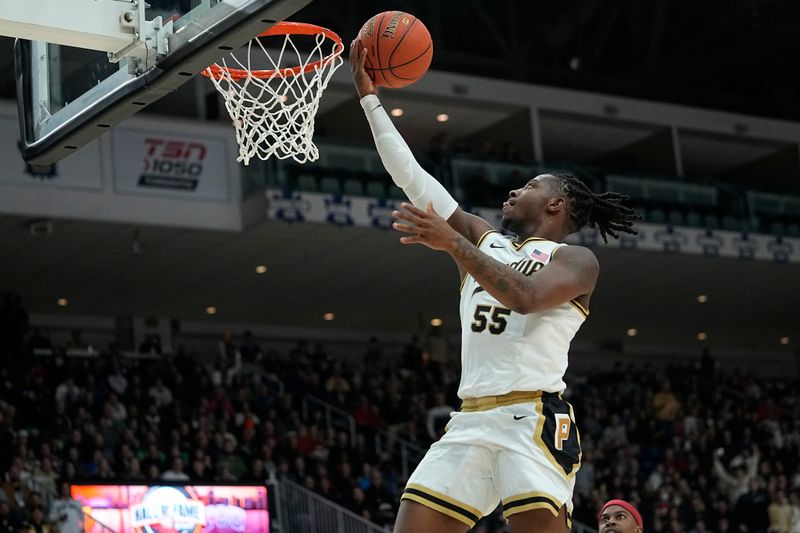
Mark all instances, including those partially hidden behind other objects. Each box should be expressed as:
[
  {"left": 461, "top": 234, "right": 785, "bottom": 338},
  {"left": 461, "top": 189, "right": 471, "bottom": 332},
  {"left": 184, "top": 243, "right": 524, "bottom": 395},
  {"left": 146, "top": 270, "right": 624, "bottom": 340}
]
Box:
[
  {"left": 266, "top": 189, "right": 800, "bottom": 264},
  {"left": 70, "top": 484, "right": 269, "bottom": 533},
  {"left": 112, "top": 129, "right": 231, "bottom": 201}
]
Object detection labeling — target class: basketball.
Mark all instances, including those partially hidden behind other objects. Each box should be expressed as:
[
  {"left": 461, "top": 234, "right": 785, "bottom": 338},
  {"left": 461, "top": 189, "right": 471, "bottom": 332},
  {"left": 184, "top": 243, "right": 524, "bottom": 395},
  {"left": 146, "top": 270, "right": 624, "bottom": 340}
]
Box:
[{"left": 356, "top": 11, "right": 433, "bottom": 88}]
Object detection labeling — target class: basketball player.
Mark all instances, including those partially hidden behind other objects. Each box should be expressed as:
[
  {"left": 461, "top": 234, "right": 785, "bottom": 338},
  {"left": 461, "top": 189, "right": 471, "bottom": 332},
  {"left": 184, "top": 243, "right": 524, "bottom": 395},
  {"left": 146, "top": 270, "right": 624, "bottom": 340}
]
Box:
[
  {"left": 598, "top": 500, "right": 644, "bottom": 533},
  {"left": 350, "top": 44, "right": 639, "bottom": 533}
]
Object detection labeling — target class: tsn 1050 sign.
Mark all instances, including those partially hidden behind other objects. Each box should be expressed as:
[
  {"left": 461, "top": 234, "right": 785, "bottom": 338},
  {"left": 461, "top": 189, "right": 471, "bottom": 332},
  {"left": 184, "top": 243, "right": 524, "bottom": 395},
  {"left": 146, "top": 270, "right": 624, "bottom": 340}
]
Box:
[{"left": 113, "top": 129, "right": 231, "bottom": 200}]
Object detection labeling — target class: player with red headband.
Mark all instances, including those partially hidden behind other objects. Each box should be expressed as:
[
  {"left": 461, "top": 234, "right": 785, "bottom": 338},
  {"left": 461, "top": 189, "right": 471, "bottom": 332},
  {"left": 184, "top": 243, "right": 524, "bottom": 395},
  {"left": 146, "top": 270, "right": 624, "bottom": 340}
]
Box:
[{"left": 598, "top": 500, "right": 643, "bottom": 533}]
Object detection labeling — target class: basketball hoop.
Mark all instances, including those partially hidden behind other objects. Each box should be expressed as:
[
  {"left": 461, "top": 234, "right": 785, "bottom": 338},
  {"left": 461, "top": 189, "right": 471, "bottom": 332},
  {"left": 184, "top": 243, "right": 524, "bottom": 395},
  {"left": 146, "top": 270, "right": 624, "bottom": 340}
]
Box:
[{"left": 201, "top": 22, "right": 344, "bottom": 165}]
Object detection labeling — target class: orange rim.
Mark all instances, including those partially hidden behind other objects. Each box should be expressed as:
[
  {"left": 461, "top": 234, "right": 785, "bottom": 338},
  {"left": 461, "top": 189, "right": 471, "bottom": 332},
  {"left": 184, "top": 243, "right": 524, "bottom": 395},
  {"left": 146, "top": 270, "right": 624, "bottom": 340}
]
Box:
[{"left": 201, "top": 21, "right": 343, "bottom": 80}]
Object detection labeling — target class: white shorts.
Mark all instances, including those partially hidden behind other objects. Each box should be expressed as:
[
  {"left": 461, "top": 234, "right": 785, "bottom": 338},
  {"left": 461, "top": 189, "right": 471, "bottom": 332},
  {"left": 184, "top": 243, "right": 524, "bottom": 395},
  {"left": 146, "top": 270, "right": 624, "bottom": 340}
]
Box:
[{"left": 401, "top": 393, "right": 581, "bottom": 529}]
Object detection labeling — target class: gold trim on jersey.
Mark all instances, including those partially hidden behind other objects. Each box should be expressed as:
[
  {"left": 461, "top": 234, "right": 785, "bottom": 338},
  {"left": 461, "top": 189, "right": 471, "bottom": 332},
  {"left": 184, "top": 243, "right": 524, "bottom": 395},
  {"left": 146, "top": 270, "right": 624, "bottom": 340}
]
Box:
[
  {"left": 549, "top": 243, "right": 567, "bottom": 259},
  {"left": 502, "top": 490, "right": 562, "bottom": 518},
  {"left": 533, "top": 397, "right": 582, "bottom": 480},
  {"left": 476, "top": 230, "right": 499, "bottom": 249},
  {"left": 569, "top": 299, "right": 589, "bottom": 317},
  {"left": 511, "top": 236, "right": 548, "bottom": 250},
  {"left": 401, "top": 483, "right": 482, "bottom": 527},
  {"left": 460, "top": 390, "right": 550, "bottom": 412}
]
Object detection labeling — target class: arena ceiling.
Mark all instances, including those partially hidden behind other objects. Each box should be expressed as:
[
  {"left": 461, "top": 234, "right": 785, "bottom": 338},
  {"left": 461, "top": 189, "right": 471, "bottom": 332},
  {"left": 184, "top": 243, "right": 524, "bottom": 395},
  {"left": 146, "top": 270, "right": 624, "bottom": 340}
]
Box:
[
  {"left": 1, "top": 1, "right": 799, "bottom": 119},
  {"left": 1, "top": 213, "right": 797, "bottom": 354},
  {"left": 294, "top": 0, "right": 800, "bottom": 121}
]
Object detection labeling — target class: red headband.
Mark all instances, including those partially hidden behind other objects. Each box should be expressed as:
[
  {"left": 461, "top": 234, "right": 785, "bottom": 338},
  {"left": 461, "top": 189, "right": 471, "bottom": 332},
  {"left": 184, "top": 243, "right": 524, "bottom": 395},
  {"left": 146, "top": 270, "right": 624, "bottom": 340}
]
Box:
[{"left": 599, "top": 499, "right": 643, "bottom": 528}]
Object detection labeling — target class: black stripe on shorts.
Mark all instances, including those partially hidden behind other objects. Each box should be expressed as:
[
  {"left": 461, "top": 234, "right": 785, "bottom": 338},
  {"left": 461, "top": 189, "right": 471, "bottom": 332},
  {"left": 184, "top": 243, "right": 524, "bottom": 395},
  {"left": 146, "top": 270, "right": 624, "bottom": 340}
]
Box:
[
  {"left": 403, "top": 487, "right": 480, "bottom": 524},
  {"left": 503, "top": 495, "right": 560, "bottom": 514}
]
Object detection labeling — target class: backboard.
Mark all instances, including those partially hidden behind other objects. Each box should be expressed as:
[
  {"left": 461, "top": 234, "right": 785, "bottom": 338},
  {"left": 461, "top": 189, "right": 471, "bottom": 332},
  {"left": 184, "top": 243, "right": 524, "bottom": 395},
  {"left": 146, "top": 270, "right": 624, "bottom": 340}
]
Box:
[{"left": 10, "top": 0, "right": 313, "bottom": 166}]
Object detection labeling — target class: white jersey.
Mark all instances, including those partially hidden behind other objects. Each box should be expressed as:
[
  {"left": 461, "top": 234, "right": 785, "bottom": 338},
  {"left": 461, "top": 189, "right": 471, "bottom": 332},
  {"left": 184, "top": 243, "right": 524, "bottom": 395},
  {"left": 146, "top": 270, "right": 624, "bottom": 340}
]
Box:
[{"left": 458, "top": 231, "right": 588, "bottom": 398}]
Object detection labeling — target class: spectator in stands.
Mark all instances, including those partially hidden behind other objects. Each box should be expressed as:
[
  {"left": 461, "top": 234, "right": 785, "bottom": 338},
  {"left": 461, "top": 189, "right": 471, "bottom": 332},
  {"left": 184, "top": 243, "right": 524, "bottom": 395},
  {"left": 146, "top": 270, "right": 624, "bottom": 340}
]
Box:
[
  {"left": 353, "top": 396, "right": 381, "bottom": 435},
  {"left": 137, "top": 334, "right": 162, "bottom": 355},
  {"left": 0, "top": 492, "right": 20, "bottom": 533},
  {"left": 652, "top": 380, "right": 680, "bottom": 422},
  {"left": 25, "top": 330, "right": 52, "bottom": 355},
  {"left": 769, "top": 490, "right": 793, "bottom": 533},
  {"left": 161, "top": 457, "right": 189, "bottom": 482},
  {"left": 347, "top": 486, "right": 371, "bottom": 521},
  {"left": 424, "top": 392, "right": 453, "bottom": 441},
  {"left": 400, "top": 335, "right": 425, "bottom": 374},
  {"left": 1, "top": 462, "right": 31, "bottom": 514},
  {"left": 48, "top": 482, "right": 82, "bottom": 533},
  {"left": 324, "top": 366, "right": 351, "bottom": 401},
  {"left": 147, "top": 378, "right": 172, "bottom": 408},
  {"left": 106, "top": 362, "right": 127, "bottom": 396},
  {"left": 598, "top": 499, "right": 644, "bottom": 533},
  {"left": 238, "top": 330, "right": 263, "bottom": 363},
  {"left": 64, "top": 330, "right": 87, "bottom": 351},
  {"left": 217, "top": 434, "right": 246, "bottom": 481},
  {"left": 713, "top": 446, "right": 760, "bottom": 504},
  {"left": 22, "top": 506, "right": 49, "bottom": 533},
  {"left": 788, "top": 492, "right": 800, "bottom": 533},
  {"left": 735, "top": 478, "right": 770, "bottom": 533}
]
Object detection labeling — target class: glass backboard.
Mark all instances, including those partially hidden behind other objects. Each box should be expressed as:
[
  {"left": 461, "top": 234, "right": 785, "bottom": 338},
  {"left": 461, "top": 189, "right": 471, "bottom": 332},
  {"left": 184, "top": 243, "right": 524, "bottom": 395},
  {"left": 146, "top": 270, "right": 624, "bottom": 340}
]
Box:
[{"left": 13, "top": 0, "right": 313, "bottom": 165}]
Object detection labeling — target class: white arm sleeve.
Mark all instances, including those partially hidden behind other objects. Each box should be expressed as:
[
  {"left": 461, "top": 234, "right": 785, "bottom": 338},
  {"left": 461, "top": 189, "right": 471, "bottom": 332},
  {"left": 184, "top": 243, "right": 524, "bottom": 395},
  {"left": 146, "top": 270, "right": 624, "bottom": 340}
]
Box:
[{"left": 360, "top": 94, "right": 458, "bottom": 219}]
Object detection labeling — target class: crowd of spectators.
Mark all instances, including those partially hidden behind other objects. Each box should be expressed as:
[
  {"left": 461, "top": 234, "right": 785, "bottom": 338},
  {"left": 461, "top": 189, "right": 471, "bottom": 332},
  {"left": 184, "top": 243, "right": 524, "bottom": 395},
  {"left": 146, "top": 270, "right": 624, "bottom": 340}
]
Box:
[{"left": 0, "top": 297, "right": 799, "bottom": 532}]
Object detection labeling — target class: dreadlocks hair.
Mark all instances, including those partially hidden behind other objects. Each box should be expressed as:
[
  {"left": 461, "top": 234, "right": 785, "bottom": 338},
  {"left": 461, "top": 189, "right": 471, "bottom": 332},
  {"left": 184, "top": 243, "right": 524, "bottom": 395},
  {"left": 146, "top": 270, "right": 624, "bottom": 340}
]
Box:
[{"left": 548, "top": 173, "right": 641, "bottom": 243}]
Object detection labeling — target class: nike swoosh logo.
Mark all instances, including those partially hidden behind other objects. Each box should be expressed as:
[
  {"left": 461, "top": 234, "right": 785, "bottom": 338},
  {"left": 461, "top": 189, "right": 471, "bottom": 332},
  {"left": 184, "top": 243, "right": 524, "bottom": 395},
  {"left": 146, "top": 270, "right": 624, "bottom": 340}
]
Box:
[
  {"left": 513, "top": 415, "right": 528, "bottom": 420},
  {"left": 490, "top": 243, "right": 506, "bottom": 248}
]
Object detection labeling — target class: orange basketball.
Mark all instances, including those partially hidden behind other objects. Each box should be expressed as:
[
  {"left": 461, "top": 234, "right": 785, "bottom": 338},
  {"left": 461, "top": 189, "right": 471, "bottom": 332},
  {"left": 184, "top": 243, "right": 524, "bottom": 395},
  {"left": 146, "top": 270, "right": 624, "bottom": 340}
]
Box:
[{"left": 356, "top": 11, "right": 433, "bottom": 89}]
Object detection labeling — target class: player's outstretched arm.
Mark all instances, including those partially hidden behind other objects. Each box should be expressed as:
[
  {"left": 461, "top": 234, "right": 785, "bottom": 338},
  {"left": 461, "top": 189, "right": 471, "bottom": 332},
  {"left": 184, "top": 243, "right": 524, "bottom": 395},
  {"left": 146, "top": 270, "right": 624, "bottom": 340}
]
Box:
[
  {"left": 393, "top": 203, "right": 599, "bottom": 313},
  {"left": 350, "top": 43, "right": 492, "bottom": 245}
]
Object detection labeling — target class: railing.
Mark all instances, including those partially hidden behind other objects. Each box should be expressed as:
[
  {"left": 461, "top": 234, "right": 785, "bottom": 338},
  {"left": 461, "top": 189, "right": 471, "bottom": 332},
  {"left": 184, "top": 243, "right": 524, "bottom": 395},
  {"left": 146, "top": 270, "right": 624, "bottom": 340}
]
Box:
[
  {"left": 270, "top": 479, "right": 388, "bottom": 533},
  {"left": 373, "top": 430, "right": 427, "bottom": 480},
  {"left": 606, "top": 174, "right": 718, "bottom": 206},
  {"left": 302, "top": 395, "right": 356, "bottom": 443},
  {"left": 84, "top": 512, "right": 119, "bottom": 533}
]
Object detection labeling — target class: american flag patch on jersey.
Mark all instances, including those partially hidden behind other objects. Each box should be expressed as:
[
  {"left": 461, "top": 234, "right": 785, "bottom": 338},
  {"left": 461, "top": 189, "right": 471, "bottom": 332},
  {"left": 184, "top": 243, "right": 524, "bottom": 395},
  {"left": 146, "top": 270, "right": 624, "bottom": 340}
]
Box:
[{"left": 531, "top": 249, "right": 550, "bottom": 262}]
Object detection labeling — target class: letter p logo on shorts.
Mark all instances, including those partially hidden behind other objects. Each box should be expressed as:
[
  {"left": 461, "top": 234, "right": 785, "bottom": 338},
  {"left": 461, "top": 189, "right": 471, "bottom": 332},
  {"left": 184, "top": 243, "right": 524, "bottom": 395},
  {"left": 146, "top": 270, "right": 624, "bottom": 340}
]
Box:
[{"left": 554, "top": 413, "right": 571, "bottom": 451}]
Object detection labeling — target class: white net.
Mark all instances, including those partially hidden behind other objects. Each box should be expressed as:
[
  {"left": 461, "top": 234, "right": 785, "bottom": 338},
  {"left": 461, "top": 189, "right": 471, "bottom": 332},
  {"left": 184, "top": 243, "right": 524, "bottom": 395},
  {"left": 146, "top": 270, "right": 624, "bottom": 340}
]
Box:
[{"left": 203, "top": 27, "right": 344, "bottom": 165}]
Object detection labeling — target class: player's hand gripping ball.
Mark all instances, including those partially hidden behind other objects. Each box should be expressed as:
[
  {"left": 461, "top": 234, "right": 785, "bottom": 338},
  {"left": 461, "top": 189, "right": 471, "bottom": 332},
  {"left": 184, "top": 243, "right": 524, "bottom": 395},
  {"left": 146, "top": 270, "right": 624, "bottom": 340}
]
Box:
[{"left": 355, "top": 11, "right": 433, "bottom": 88}]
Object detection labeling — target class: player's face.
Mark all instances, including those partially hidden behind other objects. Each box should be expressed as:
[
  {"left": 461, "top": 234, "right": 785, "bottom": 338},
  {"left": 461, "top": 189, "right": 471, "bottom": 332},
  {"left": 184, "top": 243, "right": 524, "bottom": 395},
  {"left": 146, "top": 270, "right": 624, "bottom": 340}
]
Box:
[
  {"left": 599, "top": 505, "right": 642, "bottom": 533},
  {"left": 500, "top": 174, "right": 562, "bottom": 231}
]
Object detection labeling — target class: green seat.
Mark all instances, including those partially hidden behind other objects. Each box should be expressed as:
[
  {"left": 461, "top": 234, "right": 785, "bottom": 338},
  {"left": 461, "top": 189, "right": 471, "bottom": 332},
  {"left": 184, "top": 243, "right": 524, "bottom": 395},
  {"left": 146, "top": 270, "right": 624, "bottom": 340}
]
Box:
[
  {"left": 388, "top": 186, "right": 406, "bottom": 200},
  {"left": 365, "top": 180, "right": 386, "bottom": 198},
  {"left": 296, "top": 174, "right": 317, "bottom": 192},
  {"left": 769, "top": 221, "right": 785, "bottom": 236},
  {"left": 668, "top": 210, "right": 685, "bottom": 227},
  {"left": 343, "top": 178, "right": 364, "bottom": 197},
  {"left": 721, "top": 216, "right": 740, "bottom": 232},
  {"left": 320, "top": 176, "right": 341, "bottom": 194},
  {"left": 648, "top": 209, "right": 666, "bottom": 224},
  {"left": 685, "top": 211, "right": 702, "bottom": 228}
]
